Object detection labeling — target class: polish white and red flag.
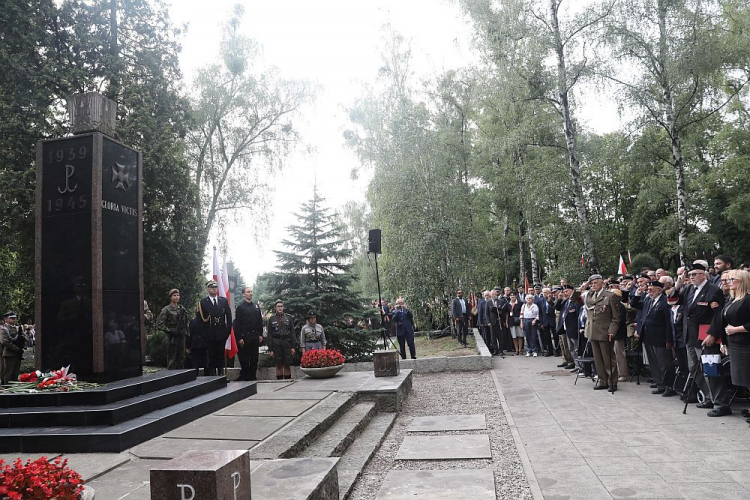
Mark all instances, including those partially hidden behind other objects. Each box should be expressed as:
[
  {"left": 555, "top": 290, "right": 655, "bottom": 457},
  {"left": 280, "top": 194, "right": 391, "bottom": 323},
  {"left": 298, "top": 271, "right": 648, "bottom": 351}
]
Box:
[{"left": 618, "top": 255, "right": 628, "bottom": 275}]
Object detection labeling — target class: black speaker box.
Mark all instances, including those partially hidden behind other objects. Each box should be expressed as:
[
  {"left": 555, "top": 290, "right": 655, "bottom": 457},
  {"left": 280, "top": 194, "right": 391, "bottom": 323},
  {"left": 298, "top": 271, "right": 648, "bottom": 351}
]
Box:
[{"left": 368, "top": 229, "right": 381, "bottom": 254}]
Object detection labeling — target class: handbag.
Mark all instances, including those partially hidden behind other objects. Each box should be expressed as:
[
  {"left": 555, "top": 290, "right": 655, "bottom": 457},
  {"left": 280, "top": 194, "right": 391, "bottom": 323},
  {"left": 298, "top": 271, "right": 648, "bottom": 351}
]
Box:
[{"left": 701, "top": 353, "right": 722, "bottom": 378}]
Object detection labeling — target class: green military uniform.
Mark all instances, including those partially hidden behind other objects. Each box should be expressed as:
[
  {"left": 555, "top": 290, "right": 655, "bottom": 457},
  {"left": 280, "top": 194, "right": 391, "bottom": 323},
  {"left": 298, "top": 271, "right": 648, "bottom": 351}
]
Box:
[
  {"left": 1, "top": 321, "right": 26, "bottom": 385},
  {"left": 268, "top": 312, "right": 295, "bottom": 366},
  {"left": 156, "top": 304, "right": 189, "bottom": 369}
]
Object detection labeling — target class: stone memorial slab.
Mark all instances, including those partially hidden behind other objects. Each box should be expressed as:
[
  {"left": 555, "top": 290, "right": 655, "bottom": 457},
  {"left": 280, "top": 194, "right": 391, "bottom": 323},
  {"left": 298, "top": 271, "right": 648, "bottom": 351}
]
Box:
[
  {"left": 131, "top": 437, "right": 259, "bottom": 460},
  {"left": 150, "top": 450, "right": 251, "bottom": 500},
  {"left": 373, "top": 350, "right": 400, "bottom": 377},
  {"left": 396, "top": 435, "right": 492, "bottom": 460},
  {"left": 376, "top": 469, "right": 496, "bottom": 500},
  {"left": 408, "top": 414, "right": 486, "bottom": 432},
  {"left": 215, "top": 399, "right": 317, "bottom": 417},
  {"left": 61, "top": 452, "right": 131, "bottom": 481},
  {"left": 251, "top": 457, "right": 339, "bottom": 500},
  {"left": 164, "top": 415, "right": 292, "bottom": 441}
]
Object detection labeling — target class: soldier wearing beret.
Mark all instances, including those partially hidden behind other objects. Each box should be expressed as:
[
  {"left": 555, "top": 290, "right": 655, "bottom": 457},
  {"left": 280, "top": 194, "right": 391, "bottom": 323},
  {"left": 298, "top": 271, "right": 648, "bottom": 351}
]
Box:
[
  {"left": 268, "top": 300, "right": 296, "bottom": 380},
  {"left": 196, "top": 280, "right": 232, "bottom": 376},
  {"left": 584, "top": 275, "right": 622, "bottom": 392},
  {"left": 1, "top": 312, "right": 26, "bottom": 385},
  {"left": 156, "top": 289, "right": 189, "bottom": 369}
]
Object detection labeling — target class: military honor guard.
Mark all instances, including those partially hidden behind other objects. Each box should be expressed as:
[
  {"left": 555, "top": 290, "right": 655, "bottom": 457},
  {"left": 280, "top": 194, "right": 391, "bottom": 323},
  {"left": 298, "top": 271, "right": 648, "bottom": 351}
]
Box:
[
  {"left": 1, "top": 312, "right": 26, "bottom": 385},
  {"left": 155, "top": 289, "right": 189, "bottom": 369},
  {"left": 268, "top": 300, "right": 296, "bottom": 380},
  {"left": 196, "top": 280, "right": 232, "bottom": 375}
]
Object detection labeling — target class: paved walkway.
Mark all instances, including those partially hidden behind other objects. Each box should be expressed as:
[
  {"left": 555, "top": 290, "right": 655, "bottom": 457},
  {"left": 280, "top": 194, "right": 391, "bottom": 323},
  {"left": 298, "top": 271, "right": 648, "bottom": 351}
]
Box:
[{"left": 493, "top": 354, "right": 750, "bottom": 499}]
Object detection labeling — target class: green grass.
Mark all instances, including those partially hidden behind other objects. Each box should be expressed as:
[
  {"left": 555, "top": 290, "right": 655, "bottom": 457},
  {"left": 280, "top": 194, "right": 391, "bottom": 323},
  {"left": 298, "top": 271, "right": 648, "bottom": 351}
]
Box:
[{"left": 408, "top": 334, "right": 477, "bottom": 358}]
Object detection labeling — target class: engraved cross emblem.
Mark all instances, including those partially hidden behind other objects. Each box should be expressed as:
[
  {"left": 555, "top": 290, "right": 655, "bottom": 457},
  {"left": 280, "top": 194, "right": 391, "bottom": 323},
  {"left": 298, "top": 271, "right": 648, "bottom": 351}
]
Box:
[{"left": 111, "top": 162, "right": 134, "bottom": 191}]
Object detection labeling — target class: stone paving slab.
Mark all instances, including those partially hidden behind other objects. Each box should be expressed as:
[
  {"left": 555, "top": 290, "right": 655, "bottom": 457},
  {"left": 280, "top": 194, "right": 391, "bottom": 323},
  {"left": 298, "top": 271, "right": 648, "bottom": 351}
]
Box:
[
  {"left": 395, "top": 434, "right": 491, "bottom": 460},
  {"left": 86, "top": 458, "right": 161, "bottom": 500},
  {"left": 250, "top": 390, "right": 332, "bottom": 400},
  {"left": 61, "top": 453, "right": 131, "bottom": 481},
  {"left": 130, "top": 437, "right": 259, "bottom": 459},
  {"left": 0, "top": 453, "right": 61, "bottom": 463},
  {"left": 407, "top": 413, "right": 486, "bottom": 432},
  {"left": 255, "top": 382, "right": 291, "bottom": 392},
  {"left": 163, "top": 415, "right": 292, "bottom": 441},
  {"left": 495, "top": 354, "right": 750, "bottom": 499},
  {"left": 251, "top": 457, "right": 339, "bottom": 500},
  {"left": 215, "top": 398, "right": 318, "bottom": 417},
  {"left": 376, "top": 469, "right": 496, "bottom": 500}
]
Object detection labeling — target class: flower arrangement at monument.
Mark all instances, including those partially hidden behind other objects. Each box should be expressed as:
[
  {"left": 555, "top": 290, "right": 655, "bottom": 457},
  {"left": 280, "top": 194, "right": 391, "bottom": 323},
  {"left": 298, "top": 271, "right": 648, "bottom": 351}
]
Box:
[
  {"left": 0, "top": 456, "right": 83, "bottom": 499},
  {"left": 300, "top": 349, "right": 345, "bottom": 368},
  {"left": 5, "top": 366, "right": 99, "bottom": 393}
]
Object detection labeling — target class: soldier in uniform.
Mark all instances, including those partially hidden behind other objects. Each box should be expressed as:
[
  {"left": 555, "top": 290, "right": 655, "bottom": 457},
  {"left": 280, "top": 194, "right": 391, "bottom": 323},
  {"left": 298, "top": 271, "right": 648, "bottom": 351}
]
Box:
[
  {"left": 300, "top": 311, "right": 327, "bottom": 353},
  {"left": 267, "top": 300, "right": 296, "bottom": 380},
  {"left": 1, "top": 312, "right": 26, "bottom": 385},
  {"left": 234, "top": 287, "right": 264, "bottom": 381},
  {"left": 155, "top": 289, "right": 189, "bottom": 369},
  {"left": 196, "top": 280, "right": 232, "bottom": 376},
  {"left": 584, "top": 274, "right": 622, "bottom": 392}
]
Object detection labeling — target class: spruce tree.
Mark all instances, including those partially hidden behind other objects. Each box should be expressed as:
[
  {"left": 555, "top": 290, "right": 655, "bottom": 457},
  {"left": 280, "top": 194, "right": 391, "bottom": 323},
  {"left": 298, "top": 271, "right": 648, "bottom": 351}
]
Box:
[{"left": 260, "top": 187, "right": 376, "bottom": 361}]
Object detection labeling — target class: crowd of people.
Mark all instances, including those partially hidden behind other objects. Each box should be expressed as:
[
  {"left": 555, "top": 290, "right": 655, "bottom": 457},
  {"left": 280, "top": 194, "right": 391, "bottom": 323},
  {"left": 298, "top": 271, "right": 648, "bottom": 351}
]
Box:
[{"left": 453, "top": 255, "right": 750, "bottom": 421}]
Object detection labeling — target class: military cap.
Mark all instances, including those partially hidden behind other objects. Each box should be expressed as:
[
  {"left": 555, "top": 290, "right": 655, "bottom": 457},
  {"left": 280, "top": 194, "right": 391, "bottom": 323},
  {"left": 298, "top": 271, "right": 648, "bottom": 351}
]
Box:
[
  {"left": 562, "top": 284, "right": 575, "bottom": 290},
  {"left": 168, "top": 288, "right": 180, "bottom": 297},
  {"left": 3, "top": 311, "right": 17, "bottom": 318},
  {"left": 206, "top": 280, "right": 218, "bottom": 287},
  {"left": 648, "top": 280, "right": 664, "bottom": 288},
  {"left": 623, "top": 275, "right": 634, "bottom": 280},
  {"left": 533, "top": 284, "right": 542, "bottom": 289},
  {"left": 691, "top": 261, "right": 707, "bottom": 272},
  {"left": 551, "top": 286, "right": 561, "bottom": 292},
  {"left": 588, "top": 274, "right": 603, "bottom": 282},
  {"left": 493, "top": 287, "right": 502, "bottom": 292}
]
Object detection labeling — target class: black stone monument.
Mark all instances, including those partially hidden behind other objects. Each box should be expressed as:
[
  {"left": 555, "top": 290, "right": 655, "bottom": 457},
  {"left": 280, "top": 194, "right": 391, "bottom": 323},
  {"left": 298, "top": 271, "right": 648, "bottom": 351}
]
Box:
[{"left": 35, "top": 92, "right": 144, "bottom": 382}]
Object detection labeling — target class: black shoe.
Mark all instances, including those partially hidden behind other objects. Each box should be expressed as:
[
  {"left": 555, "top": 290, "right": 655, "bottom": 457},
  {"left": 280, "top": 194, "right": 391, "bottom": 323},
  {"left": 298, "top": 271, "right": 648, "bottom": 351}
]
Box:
[
  {"left": 707, "top": 406, "right": 732, "bottom": 417},
  {"left": 741, "top": 409, "right": 750, "bottom": 417},
  {"left": 594, "top": 385, "right": 609, "bottom": 390},
  {"left": 652, "top": 387, "right": 665, "bottom": 395},
  {"left": 650, "top": 383, "right": 658, "bottom": 389},
  {"left": 608, "top": 385, "right": 617, "bottom": 393},
  {"left": 647, "top": 378, "right": 654, "bottom": 383},
  {"left": 565, "top": 363, "right": 576, "bottom": 369},
  {"left": 557, "top": 362, "right": 568, "bottom": 367},
  {"left": 696, "top": 402, "right": 714, "bottom": 409},
  {"left": 662, "top": 388, "right": 677, "bottom": 397},
  {"left": 686, "top": 396, "right": 699, "bottom": 404}
]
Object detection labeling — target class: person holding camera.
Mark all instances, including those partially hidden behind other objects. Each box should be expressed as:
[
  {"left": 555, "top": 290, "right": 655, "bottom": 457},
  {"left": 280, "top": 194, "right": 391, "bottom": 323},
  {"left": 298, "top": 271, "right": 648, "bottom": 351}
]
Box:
[
  {"left": 156, "top": 289, "right": 189, "bottom": 369},
  {"left": 1, "top": 312, "right": 26, "bottom": 385},
  {"left": 391, "top": 298, "right": 417, "bottom": 359}
]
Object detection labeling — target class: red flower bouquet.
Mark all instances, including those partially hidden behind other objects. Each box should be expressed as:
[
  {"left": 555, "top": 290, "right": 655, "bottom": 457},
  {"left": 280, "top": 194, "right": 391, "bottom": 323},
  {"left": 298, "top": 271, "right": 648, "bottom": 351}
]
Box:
[
  {"left": 7, "top": 366, "right": 98, "bottom": 394},
  {"left": 300, "top": 349, "right": 345, "bottom": 368},
  {"left": 0, "top": 456, "right": 83, "bottom": 500}
]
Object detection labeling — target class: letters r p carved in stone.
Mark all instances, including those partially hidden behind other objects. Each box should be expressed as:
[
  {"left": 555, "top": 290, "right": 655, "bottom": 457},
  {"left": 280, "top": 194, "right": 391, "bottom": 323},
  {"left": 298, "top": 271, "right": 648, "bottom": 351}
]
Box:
[{"left": 150, "top": 450, "right": 251, "bottom": 500}]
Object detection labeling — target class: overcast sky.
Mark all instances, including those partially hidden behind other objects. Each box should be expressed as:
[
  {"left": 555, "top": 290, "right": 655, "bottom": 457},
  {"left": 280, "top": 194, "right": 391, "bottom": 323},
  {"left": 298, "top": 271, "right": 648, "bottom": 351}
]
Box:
[{"left": 167, "top": 0, "right": 619, "bottom": 286}]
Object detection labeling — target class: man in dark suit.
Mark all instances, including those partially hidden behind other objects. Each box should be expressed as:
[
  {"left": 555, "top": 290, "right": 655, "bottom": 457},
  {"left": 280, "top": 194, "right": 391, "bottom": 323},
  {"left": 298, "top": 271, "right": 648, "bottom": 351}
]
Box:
[
  {"left": 234, "top": 286, "right": 264, "bottom": 381},
  {"left": 486, "top": 289, "right": 509, "bottom": 355},
  {"left": 556, "top": 285, "right": 581, "bottom": 370},
  {"left": 477, "top": 291, "right": 489, "bottom": 346},
  {"left": 677, "top": 261, "right": 729, "bottom": 416},
  {"left": 632, "top": 281, "right": 675, "bottom": 396},
  {"left": 196, "top": 280, "right": 232, "bottom": 376},
  {"left": 584, "top": 275, "right": 621, "bottom": 392},
  {"left": 452, "top": 289, "right": 469, "bottom": 347},
  {"left": 391, "top": 298, "right": 416, "bottom": 359},
  {"left": 539, "top": 287, "right": 557, "bottom": 356}
]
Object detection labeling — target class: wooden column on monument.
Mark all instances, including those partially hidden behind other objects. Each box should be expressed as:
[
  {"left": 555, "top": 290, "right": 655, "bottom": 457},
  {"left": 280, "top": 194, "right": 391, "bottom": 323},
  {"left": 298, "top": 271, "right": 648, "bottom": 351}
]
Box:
[{"left": 35, "top": 92, "right": 144, "bottom": 382}]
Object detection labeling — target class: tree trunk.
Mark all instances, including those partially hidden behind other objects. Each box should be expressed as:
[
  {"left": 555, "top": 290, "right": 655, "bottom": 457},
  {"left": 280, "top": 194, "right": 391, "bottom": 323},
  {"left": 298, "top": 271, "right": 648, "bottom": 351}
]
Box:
[
  {"left": 518, "top": 207, "right": 526, "bottom": 287},
  {"left": 657, "top": 0, "right": 689, "bottom": 266},
  {"left": 107, "top": 0, "right": 119, "bottom": 102},
  {"left": 502, "top": 213, "right": 510, "bottom": 283},
  {"left": 528, "top": 224, "right": 540, "bottom": 285},
  {"left": 549, "top": 0, "right": 599, "bottom": 273}
]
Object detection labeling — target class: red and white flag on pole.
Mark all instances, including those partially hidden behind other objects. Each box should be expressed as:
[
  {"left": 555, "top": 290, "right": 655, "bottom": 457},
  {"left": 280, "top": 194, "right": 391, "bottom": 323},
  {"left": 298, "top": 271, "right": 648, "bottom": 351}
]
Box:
[
  {"left": 618, "top": 255, "right": 628, "bottom": 275},
  {"left": 225, "top": 324, "right": 238, "bottom": 359},
  {"left": 220, "top": 257, "right": 231, "bottom": 309},
  {"left": 212, "top": 246, "right": 221, "bottom": 284},
  {"left": 627, "top": 250, "right": 632, "bottom": 266}
]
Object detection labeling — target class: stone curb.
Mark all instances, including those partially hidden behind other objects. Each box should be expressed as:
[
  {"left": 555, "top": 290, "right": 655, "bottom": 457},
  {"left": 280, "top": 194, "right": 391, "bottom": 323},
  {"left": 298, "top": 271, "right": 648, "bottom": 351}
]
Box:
[
  {"left": 490, "top": 361, "right": 544, "bottom": 500},
  {"left": 226, "top": 330, "right": 492, "bottom": 381}
]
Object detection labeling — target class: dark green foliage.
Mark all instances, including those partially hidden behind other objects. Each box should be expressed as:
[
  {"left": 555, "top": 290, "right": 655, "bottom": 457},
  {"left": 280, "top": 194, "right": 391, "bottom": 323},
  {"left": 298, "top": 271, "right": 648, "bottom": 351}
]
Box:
[
  {"left": 630, "top": 253, "right": 660, "bottom": 274},
  {"left": 260, "top": 188, "right": 376, "bottom": 361}
]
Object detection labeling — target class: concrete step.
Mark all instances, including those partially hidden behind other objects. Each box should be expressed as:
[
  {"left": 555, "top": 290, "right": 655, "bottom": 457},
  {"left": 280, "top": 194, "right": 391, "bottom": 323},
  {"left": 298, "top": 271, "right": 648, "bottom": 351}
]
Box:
[
  {"left": 298, "top": 402, "right": 378, "bottom": 459},
  {"left": 336, "top": 412, "right": 397, "bottom": 499},
  {"left": 249, "top": 392, "right": 357, "bottom": 460},
  {"left": 251, "top": 457, "right": 340, "bottom": 500}
]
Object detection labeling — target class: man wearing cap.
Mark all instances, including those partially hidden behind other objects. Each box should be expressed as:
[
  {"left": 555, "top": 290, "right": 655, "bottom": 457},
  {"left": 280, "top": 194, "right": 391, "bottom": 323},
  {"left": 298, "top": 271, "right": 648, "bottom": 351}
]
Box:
[
  {"left": 300, "top": 311, "right": 327, "bottom": 353},
  {"left": 452, "top": 290, "right": 469, "bottom": 347},
  {"left": 585, "top": 275, "right": 621, "bottom": 392},
  {"left": 267, "top": 300, "right": 296, "bottom": 380},
  {"left": 196, "top": 280, "right": 232, "bottom": 376},
  {"left": 234, "top": 287, "right": 264, "bottom": 381},
  {"left": 632, "top": 280, "right": 676, "bottom": 396},
  {"left": 676, "top": 260, "right": 729, "bottom": 416},
  {"left": 156, "top": 289, "right": 189, "bottom": 369},
  {"left": 1, "top": 312, "right": 26, "bottom": 385}
]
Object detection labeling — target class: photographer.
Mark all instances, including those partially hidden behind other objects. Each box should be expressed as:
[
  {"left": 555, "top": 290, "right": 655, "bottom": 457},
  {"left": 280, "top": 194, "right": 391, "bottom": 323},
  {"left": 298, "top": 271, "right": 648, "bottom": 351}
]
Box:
[
  {"left": 390, "top": 298, "right": 417, "bottom": 360},
  {"left": 1, "top": 312, "right": 26, "bottom": 385},
  {"left": 156, "top": 289, "right": 189, "bottom": 369}
]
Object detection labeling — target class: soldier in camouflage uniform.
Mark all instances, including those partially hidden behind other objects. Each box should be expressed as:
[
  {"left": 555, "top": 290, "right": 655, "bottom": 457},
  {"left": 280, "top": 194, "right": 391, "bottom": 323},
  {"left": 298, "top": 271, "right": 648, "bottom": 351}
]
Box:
[
  {"left": 1, "top": 312, "right": 26, "bottom": 385},
  {"left": 156, "top": 289, "right": 189, "bottom": 369}
]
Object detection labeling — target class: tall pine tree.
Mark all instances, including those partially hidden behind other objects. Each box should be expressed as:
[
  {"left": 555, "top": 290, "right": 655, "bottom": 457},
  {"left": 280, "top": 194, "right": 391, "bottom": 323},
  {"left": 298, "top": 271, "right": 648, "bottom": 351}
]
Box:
[{"left": 260, "top": 187, "right": 376, "bottom": 361}]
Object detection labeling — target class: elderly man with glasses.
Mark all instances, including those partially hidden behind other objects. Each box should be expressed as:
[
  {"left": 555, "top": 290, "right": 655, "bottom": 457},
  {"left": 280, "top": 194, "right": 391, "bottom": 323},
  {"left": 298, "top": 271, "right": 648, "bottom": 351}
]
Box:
[{"left": 676, "top": 261, "right": 730, "bottom": 416}]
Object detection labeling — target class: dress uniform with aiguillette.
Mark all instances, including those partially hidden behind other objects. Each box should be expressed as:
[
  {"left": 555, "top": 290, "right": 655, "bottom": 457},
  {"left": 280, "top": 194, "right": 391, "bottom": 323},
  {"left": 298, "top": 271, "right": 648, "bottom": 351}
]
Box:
[{"left": 196, "top": 281, "right": 232, "bottom": 375}]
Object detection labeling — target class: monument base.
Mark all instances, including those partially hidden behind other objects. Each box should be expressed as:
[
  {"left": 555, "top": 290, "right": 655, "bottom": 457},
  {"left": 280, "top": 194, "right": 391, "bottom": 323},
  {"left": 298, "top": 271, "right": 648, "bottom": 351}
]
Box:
[{"left": 373, "top": 350, "right": 400, "bottom": 377}]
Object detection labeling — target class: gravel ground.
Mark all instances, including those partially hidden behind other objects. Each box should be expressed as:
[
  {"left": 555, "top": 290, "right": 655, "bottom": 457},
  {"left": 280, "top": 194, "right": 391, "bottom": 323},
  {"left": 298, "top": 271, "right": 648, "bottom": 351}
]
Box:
[{"left": 348, "top": 370, "right": 533, "bottom": 500}]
